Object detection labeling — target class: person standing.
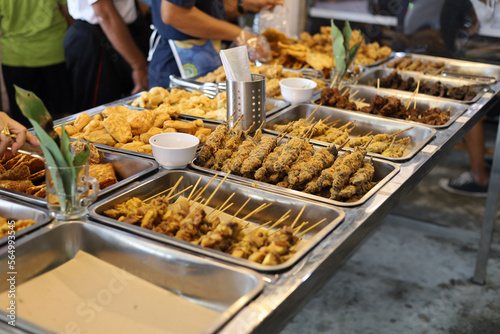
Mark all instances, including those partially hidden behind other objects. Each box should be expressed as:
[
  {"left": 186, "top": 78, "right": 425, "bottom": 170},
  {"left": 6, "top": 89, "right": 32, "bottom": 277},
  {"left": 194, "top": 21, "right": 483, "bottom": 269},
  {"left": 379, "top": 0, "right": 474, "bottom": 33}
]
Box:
[
  {"left": 148, "top": 0, "right": 284, "bottom": 88},
  {"left": 0, "top": 0, "right": 73, "bottom": 127},
  {"left": 64, "top": 0, "right": 150, "bottom": 112}
]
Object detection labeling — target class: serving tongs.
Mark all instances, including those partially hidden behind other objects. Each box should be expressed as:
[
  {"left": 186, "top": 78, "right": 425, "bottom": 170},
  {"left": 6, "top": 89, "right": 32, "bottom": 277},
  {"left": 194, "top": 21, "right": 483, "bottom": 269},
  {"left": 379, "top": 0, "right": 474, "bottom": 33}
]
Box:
[{"left": 169, "top": 75, "right": 220, "bottom": 99}]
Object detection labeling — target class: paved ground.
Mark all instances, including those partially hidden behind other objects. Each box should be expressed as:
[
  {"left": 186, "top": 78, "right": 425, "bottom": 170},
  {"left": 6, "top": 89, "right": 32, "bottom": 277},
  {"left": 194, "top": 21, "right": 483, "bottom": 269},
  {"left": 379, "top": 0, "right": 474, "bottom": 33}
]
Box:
[{"left": 281, "top": 120, "right": 500, "bottom": 334}]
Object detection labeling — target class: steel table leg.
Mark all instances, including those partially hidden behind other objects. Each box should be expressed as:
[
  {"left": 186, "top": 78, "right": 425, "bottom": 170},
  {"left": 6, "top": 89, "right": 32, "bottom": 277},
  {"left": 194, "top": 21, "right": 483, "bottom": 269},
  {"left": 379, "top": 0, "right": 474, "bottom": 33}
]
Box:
[{"left": 473, "top": 117, "right": 500, "bottom": 284}]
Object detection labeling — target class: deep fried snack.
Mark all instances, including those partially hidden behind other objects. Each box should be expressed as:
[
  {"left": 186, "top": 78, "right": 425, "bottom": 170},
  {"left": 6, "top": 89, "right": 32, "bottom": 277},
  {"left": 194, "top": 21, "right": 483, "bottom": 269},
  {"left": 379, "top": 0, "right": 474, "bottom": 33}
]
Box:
[
  {"left": 89, "top": 163, "right": 118, "bottom": 189},
  {"left": 84, "top": 128, "right": 117, "bottom": 146},
  {"left": 103, "top": 113, "right": 133, "bottom": 143},
  {"left": 73, "top": 112, "right": 92, "bottom": 132},
  {"left": 128, "top": 109, "right": 155, "bottom": 136},
  {"left": 0, "top": 217, "right": 38, "bottom": 238},
  {"left": 0, "top": 164, "right": 31, "bottom": 181},
  {"left": 70, "top": 141, "right": 101, "bottom": 164},
  {"left": 0, "top": 180, "right": 34, "bottom": 192}
]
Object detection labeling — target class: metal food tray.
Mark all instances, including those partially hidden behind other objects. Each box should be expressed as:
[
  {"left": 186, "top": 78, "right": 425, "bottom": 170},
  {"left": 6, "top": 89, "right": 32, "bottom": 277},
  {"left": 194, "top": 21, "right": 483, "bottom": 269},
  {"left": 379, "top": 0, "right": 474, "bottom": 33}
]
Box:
[
  {"left": 356, "top": 52, "right": 394, "bottom": 68},
  {"left": 264, "top": 104, "right": 436, "bottom": 162},
  {"left": 190, "top": 146, "right": 399, "bottom": 207},
  {"left": 356, "top": 68, "right": 487, "bottom": 104},
  {"left": 384, "top": 52, "right": 500, "bottom": 83},
  {"left": 89, "top": 169, "right": 345, "bottom": 272},
  {"left": 121, "top": 87, "right": 290, "bottom": 120},
  {"left": 0, "top": 146, "right": 158, "bottom": 207},
  {"left": 0, "top": 196, "right": 51, "bottom": 245},
  {"left": 0, "top": 220, "right": 263, "bottom": 334},
  {"left": 53, "top": 108, "right": 221, "bottom": 159},
  {"left": 314, "top": 85, "right": 468, "bottom": 129}
]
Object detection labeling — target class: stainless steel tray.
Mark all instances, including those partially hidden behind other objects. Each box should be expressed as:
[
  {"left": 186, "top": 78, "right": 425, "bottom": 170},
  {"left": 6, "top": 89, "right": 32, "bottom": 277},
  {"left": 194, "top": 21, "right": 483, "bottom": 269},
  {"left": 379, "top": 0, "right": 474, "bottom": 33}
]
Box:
[
  {"left": 0, "top": 196, "right": 51, "bottom": 245},
  {"left": 264, "top": 104, "right": 436, "bottom": 161},
  {"left": 179, "top": 97, "right": 290, "bottom": 122},
  {"left": 384, "top": 52, "right": 500, "bottom": 83},
  {"left": 54, "top": 108, "right": 221, "bottom": 159},
  {"left": 314, "top": 85, "right": 468, "bottom": 129},
  {"left": 0, "top": 146, "right": 158, "bottom": 207},
  {"left": 356, "top": 68, "right": 487, "bottom": 104},
  {"left": 190, "top": 147, "right": 399, "bottom": 207},
  {"left": 0, "top": 220, "right": 263, "bottom": 334},
  {"left": 89, "top": 169, "right": 345, "bottom": 272}
]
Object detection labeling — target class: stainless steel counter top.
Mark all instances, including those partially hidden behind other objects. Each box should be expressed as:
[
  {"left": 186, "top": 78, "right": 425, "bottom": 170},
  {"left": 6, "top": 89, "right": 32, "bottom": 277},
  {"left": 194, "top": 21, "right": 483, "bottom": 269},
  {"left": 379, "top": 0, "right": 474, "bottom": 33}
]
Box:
[{"left": 217, "top": 83, "right": 500, "bottom": 333}]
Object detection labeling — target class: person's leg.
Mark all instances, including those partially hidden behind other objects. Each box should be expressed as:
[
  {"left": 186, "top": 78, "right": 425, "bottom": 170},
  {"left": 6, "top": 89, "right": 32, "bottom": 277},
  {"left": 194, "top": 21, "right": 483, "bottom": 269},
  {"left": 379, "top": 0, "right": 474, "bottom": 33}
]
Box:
[
  {"left": 465, "top": 118, "right": 489, "bottom": 185},
  {"left": 1, "top": 65, "right": 42, "bottom": 127},
  {"left": 39, "top": 62, "right": 74, "bottom": 120}
]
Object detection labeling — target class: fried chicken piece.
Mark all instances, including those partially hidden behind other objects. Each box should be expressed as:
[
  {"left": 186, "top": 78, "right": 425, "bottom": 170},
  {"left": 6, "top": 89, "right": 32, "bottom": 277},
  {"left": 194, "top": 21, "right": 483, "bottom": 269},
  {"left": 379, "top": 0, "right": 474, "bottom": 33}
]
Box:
[
  {"left": 73, "top": 112, "right": 92, "bottom": 132},
  {"left": 101, "top": 105, "right": 133, "bottom": 119},
  {"left": 153, "top": 104, "right": 180, "bottom": 127},
  {"left": 103, "top": 113, "right": 133, "bottom": 143},
  {"left": 140, "top": 127, "right": 163, "bottom": 144},
  {"left": 84, "top": 128, "right": 117, "bottom": 146},
  {"left": 128, "top": 109, "right": 155, "bottom": 135},
  {"left": 163, "top": 120, "right": 197, "bottom": 135}
]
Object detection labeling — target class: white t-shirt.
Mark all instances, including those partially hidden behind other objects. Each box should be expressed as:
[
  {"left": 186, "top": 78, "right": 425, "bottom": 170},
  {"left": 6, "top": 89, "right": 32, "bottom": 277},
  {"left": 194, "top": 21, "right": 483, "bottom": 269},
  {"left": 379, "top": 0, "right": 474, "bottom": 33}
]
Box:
[{"left": 68, "top": 0, "right": 137, "bottom": 25}]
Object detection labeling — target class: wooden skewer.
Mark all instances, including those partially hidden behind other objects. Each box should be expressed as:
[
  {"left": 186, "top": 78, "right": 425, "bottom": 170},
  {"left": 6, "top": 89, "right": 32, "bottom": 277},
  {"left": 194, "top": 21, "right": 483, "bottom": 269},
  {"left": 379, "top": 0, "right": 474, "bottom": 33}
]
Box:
[
  {"left": 187, "top": 176, "right": 202, "bottom": 202},
  {"left": 413, "top": 80, "right": 420, "bottom": 109},
  {"left": 298, "top": 218, "right": 327, "bottom": 237},
  {"left": 207, "top": 192, "right": 235, "bottom": 218},
  {"left": 240, "top": 202, "right": 272, "bottom": 223},
  {"left": 144, "top": 185, "right": 174, "bottom": 203},
  {"left": 192, "top": 173, "right": 219, "bottom": 203},
  {"left": 211, "top": 203, "right": 234, "bottom": 220},
  {"left": 245, "top": 220, "right": 274, "bottom": 233},
  {"left": 200, "top": 171, "right": 231, "bottom": 211},
  {"left": 349, "top": 89, "right": 359, "bottom": 100},
  {"left": 306, "top": 103, "right": 322, "bottom": 121},
  {"left": 290, "top": 204, "right": 306, "bottom": 229},
  {"left": 330, "top": 73, "right": 339, "bottom": 89},
  {"left": 230, "top": 197, "right": 251, "bottom": 223},
  {"left": 377, "top": 78, "right": 380, "bottom": 95},
  {"left": 293, "top": 221, "right": 308, "bottom": 236},
  {"left": 164, "top": 185, "right": 193, "bottom": 202},
  {"left": 432, "top": 95, "right": 441, "bottom": 109}
]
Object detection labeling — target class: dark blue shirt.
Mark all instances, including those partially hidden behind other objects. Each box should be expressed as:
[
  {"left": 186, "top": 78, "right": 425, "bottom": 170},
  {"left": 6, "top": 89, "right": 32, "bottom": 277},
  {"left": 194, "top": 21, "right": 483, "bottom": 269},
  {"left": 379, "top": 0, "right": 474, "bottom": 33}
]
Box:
[{"left": 149, "top": 0, "right": 226, "bottom": 87}]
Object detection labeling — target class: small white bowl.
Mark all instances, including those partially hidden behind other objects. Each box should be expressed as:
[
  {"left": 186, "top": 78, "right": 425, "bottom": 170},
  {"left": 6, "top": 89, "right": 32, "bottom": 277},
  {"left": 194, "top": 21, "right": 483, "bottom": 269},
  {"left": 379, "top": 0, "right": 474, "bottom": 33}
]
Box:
[
  {"left": 149, "top": 133, "right": 200, "bottom": 169},
  {"left": 279, "top": 78, "right": 317, "bottom": 104}
]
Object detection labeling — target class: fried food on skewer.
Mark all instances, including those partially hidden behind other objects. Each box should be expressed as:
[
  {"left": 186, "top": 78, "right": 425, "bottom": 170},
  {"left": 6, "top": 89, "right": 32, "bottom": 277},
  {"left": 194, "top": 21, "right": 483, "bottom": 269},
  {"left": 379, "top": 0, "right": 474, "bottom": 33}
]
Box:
[
  {"left": 288, "top": 144, "right": 339, "bottom": 188},
  {"left": 196, "top": 122, "right": 229, "bottom": 166},
  {"left": 240, "top": 136, "right": 277, "bottom": 175},
  {"left": 330, "top": 145, "right": 368, "bottom": 200}
]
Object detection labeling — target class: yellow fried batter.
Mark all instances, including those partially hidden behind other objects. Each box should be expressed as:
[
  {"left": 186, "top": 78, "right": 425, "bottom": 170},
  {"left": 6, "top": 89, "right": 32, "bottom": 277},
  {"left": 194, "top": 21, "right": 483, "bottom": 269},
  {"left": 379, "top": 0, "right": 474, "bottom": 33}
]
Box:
[
  {"left": 127, "top": 109, "right": 155, "bottom": 135},
  {"left": 103, "top": 113, "right": 133, "bottom": 143}
]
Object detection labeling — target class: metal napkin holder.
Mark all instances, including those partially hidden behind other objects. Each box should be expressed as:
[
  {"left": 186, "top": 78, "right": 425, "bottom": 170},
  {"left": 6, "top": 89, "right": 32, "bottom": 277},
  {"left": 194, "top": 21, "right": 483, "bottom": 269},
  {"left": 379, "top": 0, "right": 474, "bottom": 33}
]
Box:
[{"left": 227, "top": 74, "right": 266, "bottom": 132}]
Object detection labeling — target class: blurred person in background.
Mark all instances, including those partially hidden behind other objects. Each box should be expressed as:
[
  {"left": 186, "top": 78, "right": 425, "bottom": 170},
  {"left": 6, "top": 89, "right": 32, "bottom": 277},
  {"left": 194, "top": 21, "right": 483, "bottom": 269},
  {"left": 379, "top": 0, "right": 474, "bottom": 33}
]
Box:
[
  {"left": 0, "top": 0, "right": 73, "bottom": 127},
  {"left": 64, "top": 0, "right": 151, "bottom": 112},
  {"left": 148, "top": 0, "right": 284, "bottom": 88}
]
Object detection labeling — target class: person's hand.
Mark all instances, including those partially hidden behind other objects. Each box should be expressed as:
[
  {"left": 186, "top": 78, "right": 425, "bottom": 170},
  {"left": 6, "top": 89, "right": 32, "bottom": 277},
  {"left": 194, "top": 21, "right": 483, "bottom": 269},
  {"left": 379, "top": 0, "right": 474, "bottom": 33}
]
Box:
[
  {"left": 235, "top": 27, "right": 272, "bottom": 63},
  {"left": 131, "top": 66, "right": 149, "bottom": 95},
  {"left": 243, "top": 0, "right": 285, "bottom": 13},
  {"left": 0, "top": 112, "right": 39, "bottom": 155}
]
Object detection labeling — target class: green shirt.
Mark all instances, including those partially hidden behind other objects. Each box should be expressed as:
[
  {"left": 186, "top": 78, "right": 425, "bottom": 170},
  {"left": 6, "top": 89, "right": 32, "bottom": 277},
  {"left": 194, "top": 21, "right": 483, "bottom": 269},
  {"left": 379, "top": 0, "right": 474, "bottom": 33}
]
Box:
[{"left": 0, "top": 0, "right": 68, "bottom": 67}]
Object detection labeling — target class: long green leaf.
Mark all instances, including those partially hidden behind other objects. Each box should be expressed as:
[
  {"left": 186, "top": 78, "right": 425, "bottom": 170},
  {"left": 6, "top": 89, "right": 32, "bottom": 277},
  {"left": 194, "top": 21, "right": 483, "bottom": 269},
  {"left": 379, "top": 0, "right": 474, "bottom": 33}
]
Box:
[
  {"left": 347, "top": 41, "right": 361, "bottom": 69},
  {"left": 73, "top": 144, "right": 90, "bottom": 167},
  {"left": 331, "top": 19, "right": 346, "bottom": 77},
  {"left": 342, "top": 20, "right": 353, "bottom": 56},
  {"left": 60, "top": 123, "right": 75, "bottom": 168},
  {"left": 14, "top": 85, "right": 60, "bottom": 145},
  {"left": 31, "top": 122, "right": 68, "bottom": 168}
]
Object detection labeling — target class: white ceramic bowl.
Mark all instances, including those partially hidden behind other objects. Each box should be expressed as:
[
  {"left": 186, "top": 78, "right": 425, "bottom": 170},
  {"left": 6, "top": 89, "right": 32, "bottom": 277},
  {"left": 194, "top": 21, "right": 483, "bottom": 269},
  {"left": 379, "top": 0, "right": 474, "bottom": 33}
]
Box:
[
  {"left": 279, "top": 78, "right": 317, "bottom": 104},
  {"left": 149, "top": 133, "right": 200, "bottom": 169}
]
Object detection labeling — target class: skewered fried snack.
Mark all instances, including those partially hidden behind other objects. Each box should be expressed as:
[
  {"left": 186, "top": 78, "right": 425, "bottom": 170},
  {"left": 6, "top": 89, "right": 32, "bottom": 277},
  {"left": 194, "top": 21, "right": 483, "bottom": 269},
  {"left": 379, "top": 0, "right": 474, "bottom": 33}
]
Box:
[
  {"left": 373, "top": 70, "right": 478, "bottom": 101},
  {"left": 240, "top": 136, "right": 277, "bottom": 175},
  {"left": 387, "top": 58, "right": 445, "bottom": 72},
  {"left": 196, "top": 122, "right": 229, "bottom": 166},
  {"left": 287, "top": 145, "right": 338, "bottom": 188},
  {"left": 221, "top": 126, "right": 262, "bottom": 174}
]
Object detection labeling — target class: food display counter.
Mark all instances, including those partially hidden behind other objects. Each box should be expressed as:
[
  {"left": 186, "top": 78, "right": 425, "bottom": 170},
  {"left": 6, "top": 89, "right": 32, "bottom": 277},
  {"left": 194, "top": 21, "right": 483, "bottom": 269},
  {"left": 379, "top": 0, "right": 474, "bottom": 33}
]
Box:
[{"left": 0, "top": 53, "right": 499, "bottom": 333}]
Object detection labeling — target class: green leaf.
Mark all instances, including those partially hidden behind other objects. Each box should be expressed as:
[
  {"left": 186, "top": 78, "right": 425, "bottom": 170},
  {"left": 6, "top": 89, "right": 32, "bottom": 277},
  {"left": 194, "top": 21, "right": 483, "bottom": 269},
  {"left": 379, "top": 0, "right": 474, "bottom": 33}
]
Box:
[
  {"left": 60, "top": 123, "right": 75, "bottom": 168},
  {"left": 342, "top": 20, "right": 353, "bottom": 56},
  {"left": 31, "top": 122, "right": 68, "bottom": 168},
  {"left": 347, "top": 41, "right": 361, "bottom": 69},
  {"left": 73, "top": 144, "right": 90, "bottom": 167},
  {"left": 14, "top": 85, "right": 60, "bottom": 146},
  {"left": 331, "top": 19, "right": 346, "bottom": 77}
]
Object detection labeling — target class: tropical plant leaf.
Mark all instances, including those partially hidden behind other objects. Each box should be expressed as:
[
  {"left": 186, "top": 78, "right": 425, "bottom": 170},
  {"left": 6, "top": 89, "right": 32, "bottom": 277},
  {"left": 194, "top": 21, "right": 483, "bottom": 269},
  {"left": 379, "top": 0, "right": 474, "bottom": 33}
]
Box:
[
  {"left": 14, "top": 85, "right": 60, "bottom": 145},
  {"left": 73, "top": 144, "right": 90, "bottom": 167},
  {"left": 60, "top": 123, "right": 74, "bottom": 168},
  {"left": 331, "top": 19, "right": 346, "bottom": 77},
  {"left": 347, "top": 41, "right": 361, "bottom": 69},
  {"left": 342, "top": 20, "right": 353, "bottom": 57}
]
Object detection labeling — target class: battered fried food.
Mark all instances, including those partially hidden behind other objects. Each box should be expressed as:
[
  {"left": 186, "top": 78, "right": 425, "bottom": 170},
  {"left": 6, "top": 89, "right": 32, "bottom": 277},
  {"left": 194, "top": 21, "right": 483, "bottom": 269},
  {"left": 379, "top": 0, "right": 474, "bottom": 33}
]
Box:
[
  {"left": 89, "top": 163, "right": 118, "bottom": 189},
  {"left": 73, "top": 112, "right": 92, "bottom": 132},
  {"left": 128, "top": 109, "right": 155, "bottom": 136},
  {"left": 0, "top": 180, "right": 34, "bottom": 192},
  {"left": 103, "top": 113, "right": 133, "bottom": 144}
]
